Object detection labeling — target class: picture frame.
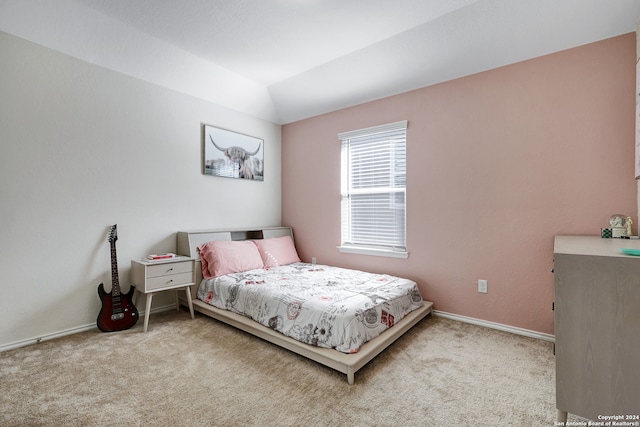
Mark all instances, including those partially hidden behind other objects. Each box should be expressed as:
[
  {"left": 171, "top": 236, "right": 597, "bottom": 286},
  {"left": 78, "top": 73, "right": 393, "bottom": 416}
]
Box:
[{"left": 203, "top": 124, "right": 264, "bottom": 181}]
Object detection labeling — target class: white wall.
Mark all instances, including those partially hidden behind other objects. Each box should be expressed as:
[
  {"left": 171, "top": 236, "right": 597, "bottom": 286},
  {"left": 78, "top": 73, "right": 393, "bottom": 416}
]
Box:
[
  {"left": 0, "top": 0, "right": 278, "bottom": 123},
  {"left": 0, "top": 32, "right": 282, "bottom": 348}
]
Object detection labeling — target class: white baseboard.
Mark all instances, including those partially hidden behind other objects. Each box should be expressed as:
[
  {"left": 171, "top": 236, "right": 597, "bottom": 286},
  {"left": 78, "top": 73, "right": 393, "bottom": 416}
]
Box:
[
  {"left": 433, "top": 310, "right": 555, "bottom": 343},
  {"left": 2, "top": 306, "right": 553, "bottom": 352},
  {"left": 0, "top": 323, "right": 97, "bottom": 352},
  {"left": 0, "top": 304, "right": 177, "bottom": 353}
]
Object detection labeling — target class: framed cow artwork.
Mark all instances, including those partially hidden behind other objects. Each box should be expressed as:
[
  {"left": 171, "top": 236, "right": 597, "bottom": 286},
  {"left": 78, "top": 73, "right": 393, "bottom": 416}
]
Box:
[{"left": 203, "top": 124, "right": 264, "bottom": 181}]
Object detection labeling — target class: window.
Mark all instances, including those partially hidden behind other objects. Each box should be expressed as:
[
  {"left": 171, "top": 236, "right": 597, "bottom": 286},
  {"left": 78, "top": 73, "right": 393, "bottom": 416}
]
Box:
[{"left": 339, "top": 121, "right": 408, "bottom": 258}]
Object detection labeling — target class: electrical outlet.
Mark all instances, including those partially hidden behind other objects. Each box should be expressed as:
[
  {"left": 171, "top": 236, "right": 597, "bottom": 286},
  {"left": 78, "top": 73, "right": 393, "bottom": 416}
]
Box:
[
  {"left": 311, "top": 257, "right": 317, "bottom": 265},
  {"left": 478, "top": 279, "right": 488, "bottom": 293}
]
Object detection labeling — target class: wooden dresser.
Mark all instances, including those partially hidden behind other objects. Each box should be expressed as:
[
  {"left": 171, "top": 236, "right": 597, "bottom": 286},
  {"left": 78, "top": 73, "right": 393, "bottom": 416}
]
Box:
[{"left": 554, "top": 236, "right": 640, "bottom": 422}]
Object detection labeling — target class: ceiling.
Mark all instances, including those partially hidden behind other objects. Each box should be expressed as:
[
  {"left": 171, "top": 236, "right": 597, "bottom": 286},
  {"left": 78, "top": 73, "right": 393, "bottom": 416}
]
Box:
[{"left": 4, "top": 0, "right": 640, "bottom": 123}]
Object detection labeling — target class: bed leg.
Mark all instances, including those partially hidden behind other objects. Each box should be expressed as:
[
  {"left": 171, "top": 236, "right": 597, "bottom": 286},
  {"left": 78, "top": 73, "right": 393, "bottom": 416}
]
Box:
[{"left": 347, "top": 370, "right": 355, "bottom": 385}]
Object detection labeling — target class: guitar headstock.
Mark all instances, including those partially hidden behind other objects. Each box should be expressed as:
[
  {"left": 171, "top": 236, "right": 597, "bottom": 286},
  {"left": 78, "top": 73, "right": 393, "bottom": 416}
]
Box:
[{"left": 108, "top": 224, "right": 118, "bottom": 244}]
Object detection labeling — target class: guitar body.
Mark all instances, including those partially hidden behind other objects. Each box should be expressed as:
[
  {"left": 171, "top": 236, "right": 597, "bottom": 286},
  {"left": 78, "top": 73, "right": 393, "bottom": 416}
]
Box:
[
  {"left": 96, "top": 282, "right": 138, "bottom": 332},
  {"left": 96, "top": 224, "right": 139, "bottom": 332}
]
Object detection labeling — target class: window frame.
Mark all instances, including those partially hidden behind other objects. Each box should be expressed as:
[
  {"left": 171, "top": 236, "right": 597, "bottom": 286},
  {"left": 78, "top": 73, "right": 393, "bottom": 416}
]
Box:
[{"left": 337, "top": 120, "right": 409, "bottom": 259}]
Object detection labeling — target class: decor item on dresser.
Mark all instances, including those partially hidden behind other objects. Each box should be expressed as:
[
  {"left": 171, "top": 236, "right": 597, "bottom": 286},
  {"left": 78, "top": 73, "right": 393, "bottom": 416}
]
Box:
[
  {"left": 608, "top": 214, "right": 630, "bottom": 238},
  {"left": 96, "top": 224, "right": 139, "bottom": 332},
  {"left": 176, "top": 227, "right": 433, "bottom": 384},
  {"left": 203, "top": 124, "right": 264, "bottom": 181},
  {"left": 553, "top": 235, "right": 640, "bottom": 423}
]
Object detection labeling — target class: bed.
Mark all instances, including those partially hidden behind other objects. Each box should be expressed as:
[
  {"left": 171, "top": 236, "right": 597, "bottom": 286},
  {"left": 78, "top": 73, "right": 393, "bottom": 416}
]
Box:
[{"left": 176, "top": 226, "right": 433, "bottom": 384}]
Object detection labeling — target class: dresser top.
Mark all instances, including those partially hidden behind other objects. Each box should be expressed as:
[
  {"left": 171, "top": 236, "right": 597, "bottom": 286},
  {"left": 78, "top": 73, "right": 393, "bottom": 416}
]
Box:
[{"left": 554, "top": 235, "right": 640, "bottom": 258}]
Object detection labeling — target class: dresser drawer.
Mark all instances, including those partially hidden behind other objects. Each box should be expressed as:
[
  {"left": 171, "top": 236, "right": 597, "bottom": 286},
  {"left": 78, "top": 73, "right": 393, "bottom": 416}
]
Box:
[
  {"left": 146, "top": 261, "right": 193, "bottom": 278},
  {"left": 145, "top": 272, "right": 194, "bottom": 291}
]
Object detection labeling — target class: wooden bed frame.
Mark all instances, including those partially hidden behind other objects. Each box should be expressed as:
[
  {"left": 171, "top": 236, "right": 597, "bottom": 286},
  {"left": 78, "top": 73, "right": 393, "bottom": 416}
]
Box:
[{"left": 176, "top": 226, "right": 433, "bottom": 384}]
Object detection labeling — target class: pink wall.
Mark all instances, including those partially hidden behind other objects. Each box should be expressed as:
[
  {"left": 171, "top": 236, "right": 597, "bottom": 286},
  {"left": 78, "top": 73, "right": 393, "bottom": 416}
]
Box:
[{"left": 281, "top": 33, "right": 637, "bottom": 335}]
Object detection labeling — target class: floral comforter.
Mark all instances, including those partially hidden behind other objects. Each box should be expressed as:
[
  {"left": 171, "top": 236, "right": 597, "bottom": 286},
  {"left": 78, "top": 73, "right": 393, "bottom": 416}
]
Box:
[{"left": 197, "top": 262, "right": 424, "bottom": 353}]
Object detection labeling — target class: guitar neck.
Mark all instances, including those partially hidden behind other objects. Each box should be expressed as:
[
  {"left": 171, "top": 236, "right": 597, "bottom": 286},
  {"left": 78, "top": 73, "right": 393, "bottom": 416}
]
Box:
[{"left": 110, "top": 242, "right": 121, "bottom": 296}]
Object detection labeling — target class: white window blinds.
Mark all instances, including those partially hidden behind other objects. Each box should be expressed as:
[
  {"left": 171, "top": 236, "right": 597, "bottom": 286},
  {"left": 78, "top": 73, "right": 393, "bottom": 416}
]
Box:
[{"left": 339, "top": 121, "right": 407, "bottom": 255}]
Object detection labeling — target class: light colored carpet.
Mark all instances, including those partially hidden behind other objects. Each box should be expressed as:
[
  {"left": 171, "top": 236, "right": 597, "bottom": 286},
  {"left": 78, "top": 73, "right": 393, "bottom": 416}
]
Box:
[{"left": 0, "top": 309, "right": 580, "bottom": 426}]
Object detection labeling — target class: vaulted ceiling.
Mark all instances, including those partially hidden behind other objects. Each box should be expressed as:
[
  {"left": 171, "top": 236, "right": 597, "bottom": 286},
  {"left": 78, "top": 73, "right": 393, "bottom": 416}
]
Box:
[{"left": 2, "top": 0, "right": 640, "bottom": 124}]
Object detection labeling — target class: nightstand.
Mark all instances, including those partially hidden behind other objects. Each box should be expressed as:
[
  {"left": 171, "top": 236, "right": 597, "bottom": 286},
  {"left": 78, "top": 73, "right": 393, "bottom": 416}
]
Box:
[{"left": 131, "top": 256, "right": 195, "bottom": 332}]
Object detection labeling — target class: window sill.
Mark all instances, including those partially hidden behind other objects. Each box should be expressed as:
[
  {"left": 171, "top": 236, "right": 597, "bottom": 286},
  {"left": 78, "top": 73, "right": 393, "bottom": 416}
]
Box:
[{"left": 337, "top": 246, "right": 409, "bottom": 259}]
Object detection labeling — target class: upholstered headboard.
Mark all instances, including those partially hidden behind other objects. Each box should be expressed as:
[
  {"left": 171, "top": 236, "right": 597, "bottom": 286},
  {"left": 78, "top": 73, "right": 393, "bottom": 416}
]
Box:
[{"left": 176, "top": 226, "right": 294, "bottom": 285}]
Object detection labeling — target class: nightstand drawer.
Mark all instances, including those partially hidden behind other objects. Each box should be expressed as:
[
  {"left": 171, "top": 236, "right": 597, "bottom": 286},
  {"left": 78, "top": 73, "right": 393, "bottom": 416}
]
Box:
[
  {"left": 145, "top": 272, "right": 193, "bottom": 291},
  {"left": 146, "top": 261, "right": 193, "bottom": 278}
]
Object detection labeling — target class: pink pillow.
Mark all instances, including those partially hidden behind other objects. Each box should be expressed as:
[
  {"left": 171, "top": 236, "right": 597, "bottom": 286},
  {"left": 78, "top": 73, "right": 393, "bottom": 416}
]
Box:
[
  {"left": 198, "top": 240, "right": 264, "bottom": 279},
  {"left": 253, "top": 236, "right": 301, "bottom": 268}
]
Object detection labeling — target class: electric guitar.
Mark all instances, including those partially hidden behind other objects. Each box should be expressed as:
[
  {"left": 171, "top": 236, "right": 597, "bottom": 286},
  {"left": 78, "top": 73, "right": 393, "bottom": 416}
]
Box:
[{"left": 97, "top": 224, "right": 138, "bottom": 332}]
